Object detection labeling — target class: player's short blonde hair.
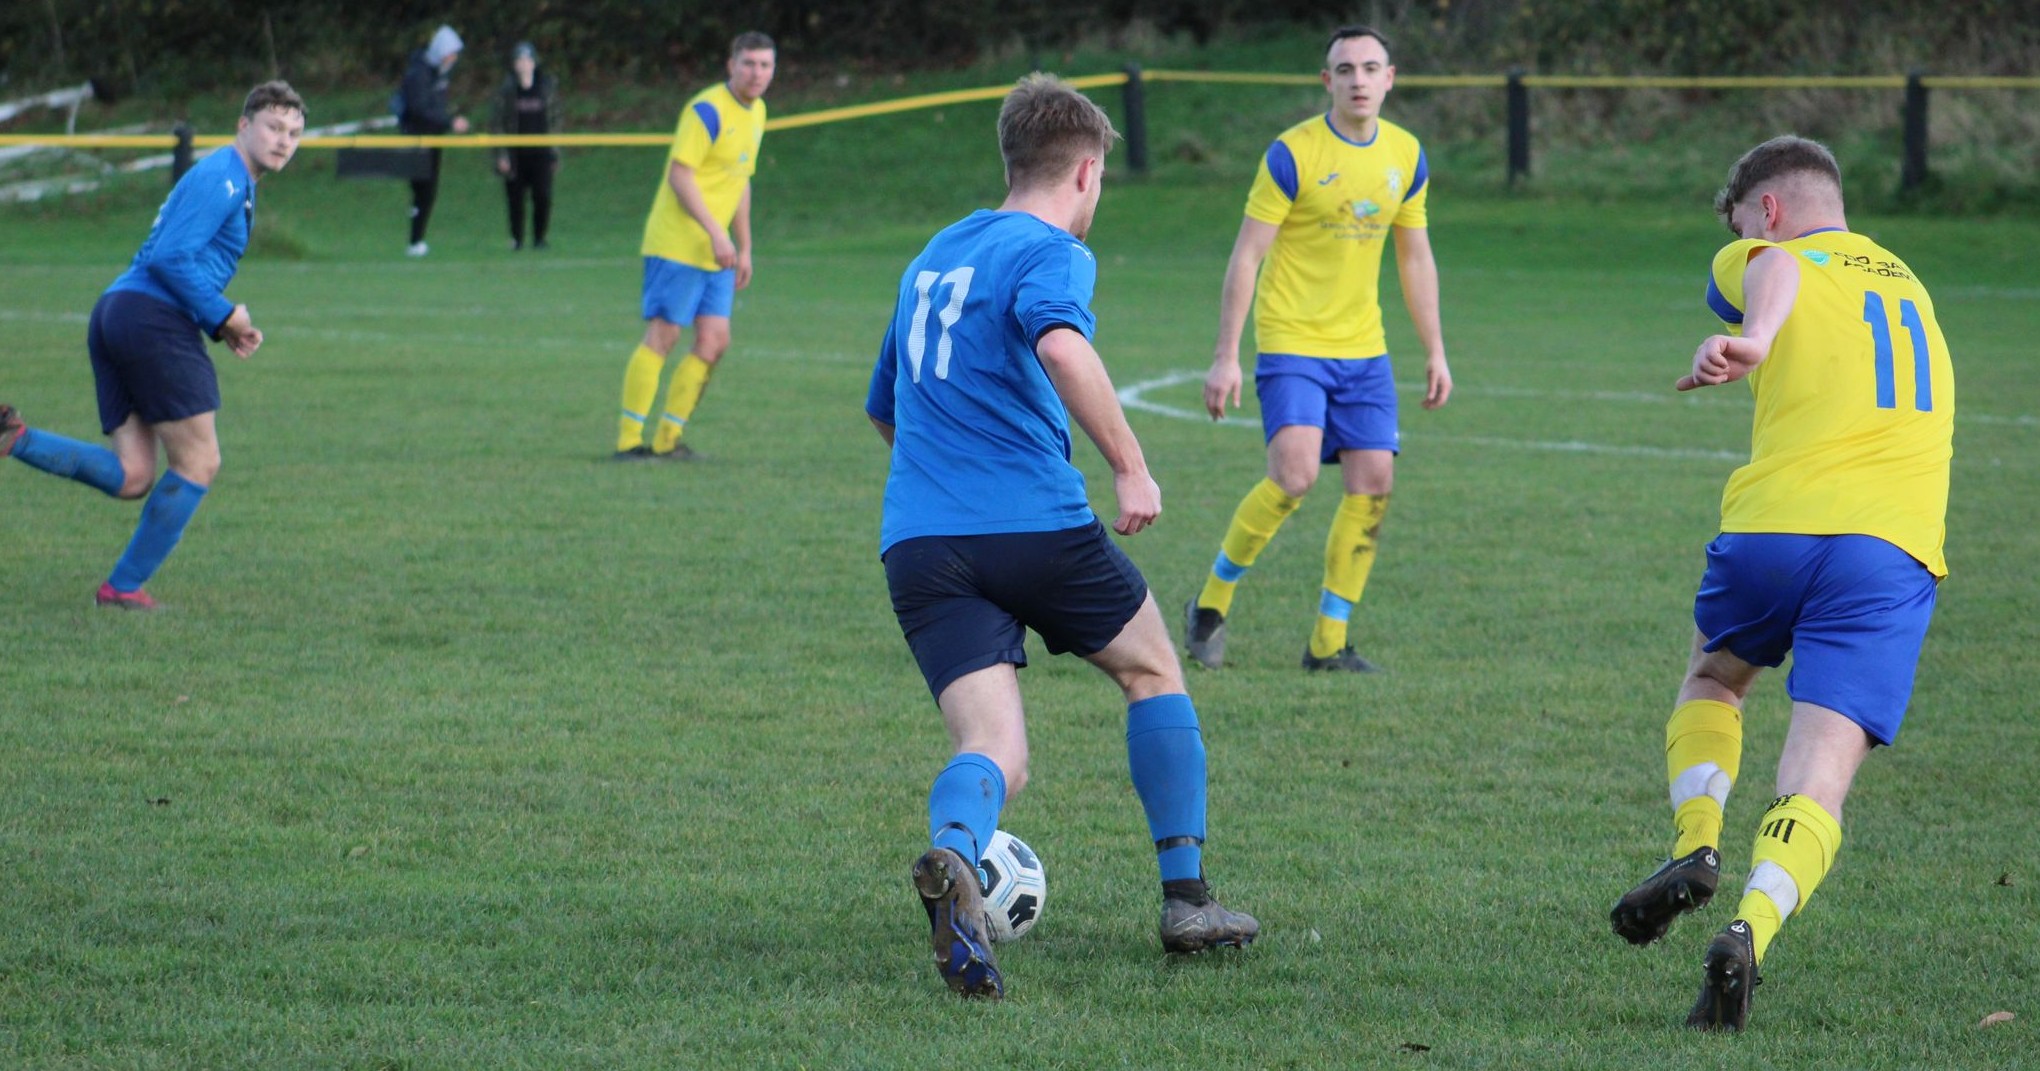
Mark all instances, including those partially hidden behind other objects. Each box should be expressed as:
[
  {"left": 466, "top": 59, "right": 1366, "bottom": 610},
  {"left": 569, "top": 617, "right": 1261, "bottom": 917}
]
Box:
[
  {"left": 1714, "top": 135, "right": 1843, "bottom": 227},
  {"left": 998, "top": 73, "right": 1119, "bottom": 192}
]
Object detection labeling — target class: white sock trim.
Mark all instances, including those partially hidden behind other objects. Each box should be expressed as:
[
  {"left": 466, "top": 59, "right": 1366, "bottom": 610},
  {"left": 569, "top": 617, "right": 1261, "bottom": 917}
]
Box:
[
  {"left": 1745, "top": 860, "right": 1801, "bottom": 918},
  {"left": 1669, "top": 762, "right": 1732, "bottom": 810}
]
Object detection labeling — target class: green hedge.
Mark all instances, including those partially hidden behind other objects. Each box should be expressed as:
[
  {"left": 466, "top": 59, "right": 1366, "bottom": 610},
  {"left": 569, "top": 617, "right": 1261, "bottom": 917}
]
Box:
[{"left": 4, "top": 1, "right": 2033, "bottom": 100}]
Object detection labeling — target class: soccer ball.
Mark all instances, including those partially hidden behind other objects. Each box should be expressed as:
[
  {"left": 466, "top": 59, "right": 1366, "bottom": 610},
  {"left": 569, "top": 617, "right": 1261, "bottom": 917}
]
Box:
[{"left": 978, "top": 829, "right": 1047, "bottom": 942}]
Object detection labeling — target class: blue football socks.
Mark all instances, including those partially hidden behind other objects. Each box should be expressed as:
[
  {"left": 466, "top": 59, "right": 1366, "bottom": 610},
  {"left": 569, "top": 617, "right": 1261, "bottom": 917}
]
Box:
[
  {"left": 106, "top": 471, "right": 208, "bottom": 592},
  {"left": 928, "top": 752, "right": 1006, "bottom": 865},
  {"left": 1127, "top": 693, "right": 1208, "bottom": 882},
  {"left": 10, "top": 428, "right": 125, "bottom": 496}
]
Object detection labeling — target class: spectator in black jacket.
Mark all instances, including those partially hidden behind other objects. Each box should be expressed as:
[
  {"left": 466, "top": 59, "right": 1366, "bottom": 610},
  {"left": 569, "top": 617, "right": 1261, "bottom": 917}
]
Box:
[
  {"left": 490, "top": 42, "right": 560, "bottom": 251},
  {"left": 398, "top": 24, "right": 469, "bottom": 256}
]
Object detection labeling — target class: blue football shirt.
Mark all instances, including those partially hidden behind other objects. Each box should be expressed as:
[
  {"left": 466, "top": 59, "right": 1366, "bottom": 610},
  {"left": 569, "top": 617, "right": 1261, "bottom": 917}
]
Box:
[
  {"left": 107, "top": 145, "right": 254, "bottom": 334},
  {"left": 866, "top": 209, "right": 1101, "bottom": 553}
]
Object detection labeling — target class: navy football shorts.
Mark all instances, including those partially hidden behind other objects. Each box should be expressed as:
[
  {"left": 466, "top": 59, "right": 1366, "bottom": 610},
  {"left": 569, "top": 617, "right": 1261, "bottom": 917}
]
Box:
[
  {"left": 88, "top": 290, "right": 220, "bottom": 433},
  {"left": 883, "top": 520, "right": 1149, "bottom": 700},
  {"left": 1694, "top": 532, "right": 1938, "bottom": 745}
]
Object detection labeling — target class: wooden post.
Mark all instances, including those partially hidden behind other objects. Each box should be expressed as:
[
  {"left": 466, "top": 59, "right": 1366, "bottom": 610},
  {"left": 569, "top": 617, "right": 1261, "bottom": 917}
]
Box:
[
  {"left": 1507, "top": 68, "right": 1530, "bottom": 185},
  {"left": 1901, "top": 69, "right": 1929, "bottom": 192},
  {"left": 1122, "top": 63, "right": 1148, "bottom": 177}
]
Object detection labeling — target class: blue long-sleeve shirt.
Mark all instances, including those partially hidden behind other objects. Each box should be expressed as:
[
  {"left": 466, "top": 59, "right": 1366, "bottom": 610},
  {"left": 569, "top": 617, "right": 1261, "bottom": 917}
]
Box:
[{"left": 106, "top": 146, "right": 254, "bottom": 335}]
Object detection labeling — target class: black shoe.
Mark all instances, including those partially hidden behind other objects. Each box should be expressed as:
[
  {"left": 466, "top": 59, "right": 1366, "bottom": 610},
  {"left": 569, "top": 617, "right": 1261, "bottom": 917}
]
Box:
[
  {"left": 1184, "top": 596, "right": 1226, "bottom": 669},
  {"left": 913, "top": 848, "right": 1004, "bottom": 999},
  {"left": 651, "top": 443, "right": 699, "bottom": 462},
  {"left": 533, "top": 240, "right": 549, "bottom": 251},
  {"left": 1160, "top": 891, "right": 1260, "bottom": 953},
  {"left": 1301, "top": 645, "right": 1380, "bottom": 673},
  {"left": 1686, "top": 920, "right": 1759, "bottom": 1031},
  {"left": 611, "top": 445, "right": 655, "bottom": 462},
  {"left": 510, "top": 239, "right": 524, "bottom": 252},
  {"left": 1611, "top": 846, "right": 1720, "bottom": 947}
]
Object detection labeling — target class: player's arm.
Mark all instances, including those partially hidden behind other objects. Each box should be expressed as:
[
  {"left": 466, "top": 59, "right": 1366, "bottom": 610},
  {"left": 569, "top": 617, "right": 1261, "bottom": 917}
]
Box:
[
  {"left": 731, "top": 185, "right": 754, "bottom": 290},
  {"left": 667, "top": 161, "right": 736, "bottom": 269},
  {"left": 1205, "top": 218, "right": 1278, "bottom": 419},
  {"left": 867, "top": 321, "right": 900, "bottom": 448},
  {"left": 1392, "top": 225, "right": 1453, "bottom": 409},
  {"left": 1038, "top": 327, "right": 1161, "bottom": 536},
  {"left": 1679, "top": 247, "right": 1800, "bottom": 391},
  {"left": 142, "top": 177, "right": 242, "bottom": 343}
]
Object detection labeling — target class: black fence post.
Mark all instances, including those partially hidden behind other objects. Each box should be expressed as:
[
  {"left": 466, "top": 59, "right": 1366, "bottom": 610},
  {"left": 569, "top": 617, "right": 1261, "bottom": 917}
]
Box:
[
  {"left": 1901, "top": 69, "right": 1929, "bottom": 192},
  {"left": 171, "top": 122, "right": 194, "bottom": 183},
  {"left": 1506, "top": 68, "right": 1529, "bottom": 185},
  {"left": 1122, "top": 63, "right": 1148, "bottom": 177}
]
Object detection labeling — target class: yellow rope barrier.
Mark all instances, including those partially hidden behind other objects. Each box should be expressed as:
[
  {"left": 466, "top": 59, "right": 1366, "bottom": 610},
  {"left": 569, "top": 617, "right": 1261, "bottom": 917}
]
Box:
[{"left": 1, "top": 70, "right": 2032, "bottom": 150}]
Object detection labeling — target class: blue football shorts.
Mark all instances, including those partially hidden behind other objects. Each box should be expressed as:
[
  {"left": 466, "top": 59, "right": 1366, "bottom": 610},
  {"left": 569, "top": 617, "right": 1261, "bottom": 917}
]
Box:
[
  {"left": 883, "top": 520, "right": 1150, "bottom": 700},
  {"left": 1694, "top": 532, "right": 1939, "bottom": 745},
  {"left": 88, "top": 289, "right": 220, "bottom": 434},
  {"left": 641, "top": 256, "right": 735, "bottom": 324},
  {"left": 1254, "top": 352, "right": 1400, "bottom": 461}
]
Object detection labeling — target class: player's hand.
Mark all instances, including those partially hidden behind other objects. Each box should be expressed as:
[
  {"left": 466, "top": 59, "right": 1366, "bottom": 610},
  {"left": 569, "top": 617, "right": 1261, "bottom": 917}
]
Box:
[
  {"left": 1677, "top": 334, "right": 1765, "bottom": 391},
  {"left": 711, "top": 231, "right": 738, "bottom": 270},
  {"left": 219, "top": 305, "right": 261, "bottom": 359},
  {"left": 230, "top": 327, "right": 264, "bottom": 359},
  {"left": 452, "top": 116, "right": 471, "bottom": 134},
  {"left": 1111, "top": 470, "right": 1162, "bottom": 536},
  {"left": 734, "top": 250, "right": 754, "bottom": 290},
  {"left": 1422, "top": 353, "right": 1453, "bottom": 409},
  {"left": 1203, "top": 357, "right": 1242, "bottom": 420},
  {"left": 495, "top": 158, "right": 510, "bottom": 176}
]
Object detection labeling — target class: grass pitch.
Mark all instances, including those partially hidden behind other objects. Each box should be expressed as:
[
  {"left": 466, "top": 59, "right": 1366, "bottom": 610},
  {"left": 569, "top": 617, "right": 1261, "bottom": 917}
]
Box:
[{"left": 2, "top": 73, "right": 2036, "bottom": 1070}]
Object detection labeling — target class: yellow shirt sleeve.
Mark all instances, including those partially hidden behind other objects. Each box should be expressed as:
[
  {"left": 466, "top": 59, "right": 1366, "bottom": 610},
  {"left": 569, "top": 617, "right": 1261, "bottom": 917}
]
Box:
[
  {"left": 671, "top": 104, "right": 711, "bottom": 168},
  {"left": 1392, "top": 143, "right": 1428, "bottom": 228},
  {"left": 1243, "top": 143, "right": 1295, "bottom": 226},
  {"left": 1707, "top": 238, "right": 1776, "bottom": 326}
]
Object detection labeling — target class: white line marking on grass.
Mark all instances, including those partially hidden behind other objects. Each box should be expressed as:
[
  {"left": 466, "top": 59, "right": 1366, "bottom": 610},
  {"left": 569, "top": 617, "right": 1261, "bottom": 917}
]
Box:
[{"left": 1115, "top": 369, "right": 2031, "bottom": 461}]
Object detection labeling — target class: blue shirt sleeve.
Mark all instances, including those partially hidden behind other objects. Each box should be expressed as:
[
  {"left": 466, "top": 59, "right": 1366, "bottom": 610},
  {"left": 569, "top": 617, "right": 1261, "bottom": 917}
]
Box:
[
  {"left": 866, "top": 319, "right": 899, "bottom": 425},
  {"left": 142, "top": 162, "right": 242, "bottom": 332},
  {"left": 692, "top": 101, "right": 722, "bottom": 144},
  {"left": 1408, "top": 147, "right": 1429, "bottom": 198},
  {"left": 1705, "top": 277, "right": 1743, "bottom": 324},
  {"left": 1265, "top": 141, "right": 1299, "bottom": 202},
  {"left": 1013, "top": 239, "right": 1098, "bottom": 345}
]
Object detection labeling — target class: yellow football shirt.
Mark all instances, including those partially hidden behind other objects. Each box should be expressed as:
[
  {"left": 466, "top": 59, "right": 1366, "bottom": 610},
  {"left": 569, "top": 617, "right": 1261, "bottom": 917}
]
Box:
[
  {"left": 641, "top": 83, "right": 766, "bottom": 269},
  {"left": 1243, "top": 115, "right": 1429, "bottom": 358},
  {"left": 1708, "top": 230, "right": 1954, "bottom": 575}
]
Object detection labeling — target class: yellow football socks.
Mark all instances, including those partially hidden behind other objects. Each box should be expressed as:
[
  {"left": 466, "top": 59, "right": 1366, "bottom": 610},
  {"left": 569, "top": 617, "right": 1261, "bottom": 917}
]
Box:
[
  {"left": 1735, "top": 793, "right": 1842, "bottom": 963},
  {"left": 1199, "top": 478, "right": 1303, "bottom": 616},
  {"left": 651, "top": 354, "right": 713, "bottom": 454},
  {"left": 1308, "top": 493, "right": 1389, "bottom": 659},
  {"left": 618, "top": 344, "right": 666, "bottom": 452},
  {"left": 1665, "top": 699, "right": 1744, "bottom": 857}
]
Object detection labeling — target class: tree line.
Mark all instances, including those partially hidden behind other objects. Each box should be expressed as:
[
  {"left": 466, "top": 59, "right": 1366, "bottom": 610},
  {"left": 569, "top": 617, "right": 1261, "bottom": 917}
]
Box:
[{"left": 3, "top": 0, "right": 2030, "bottom": 101}]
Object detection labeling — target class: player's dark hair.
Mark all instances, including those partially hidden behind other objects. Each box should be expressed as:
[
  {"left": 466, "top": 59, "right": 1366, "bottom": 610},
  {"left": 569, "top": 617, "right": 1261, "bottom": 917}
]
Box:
[
  {"left": 1326, "top": 25, "right": 1391, "bottom": 63},
  {"left": 1714, "top": 135, "right": 1843, "bottom": 227},
  {"left": 242, "top": 80, "right": 305, "bottom": 120},
  {"left": 998, "top": 73, "right": 1120, "bottom": 192},
  {"left": 730, "top": 31, "right": 775, "bottom": 57}
]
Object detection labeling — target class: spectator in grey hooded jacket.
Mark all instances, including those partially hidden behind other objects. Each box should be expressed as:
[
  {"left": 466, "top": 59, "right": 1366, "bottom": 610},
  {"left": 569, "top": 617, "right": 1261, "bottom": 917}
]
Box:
[{"left": 398, "top": 24, "right": 469, "bottom": 256}]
